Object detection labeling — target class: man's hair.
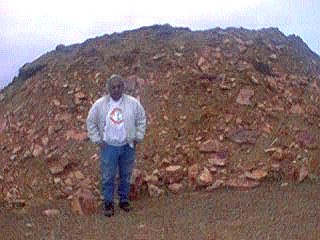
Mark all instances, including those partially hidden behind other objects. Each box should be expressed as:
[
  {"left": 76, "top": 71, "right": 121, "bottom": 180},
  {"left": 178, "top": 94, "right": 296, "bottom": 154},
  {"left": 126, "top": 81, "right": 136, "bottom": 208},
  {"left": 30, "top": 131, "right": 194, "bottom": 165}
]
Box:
[{"left": 106, "top": 74, "right": 124, "bottom": 89}]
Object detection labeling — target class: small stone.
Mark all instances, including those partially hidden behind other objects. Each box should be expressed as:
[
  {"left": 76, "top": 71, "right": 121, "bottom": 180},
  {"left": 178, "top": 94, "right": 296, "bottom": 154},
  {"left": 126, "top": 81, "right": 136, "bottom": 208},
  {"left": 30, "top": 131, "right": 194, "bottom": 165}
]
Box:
[
  {"left": 12, "top": 146, "right": 21, "bottom": 154},
  {"left": 188, "top": 164, "right": 199, "bottom": 185},
  {"left": 144, "top": 174, "right": 160, "bottom": 186},
  {"left": 52, "top": 99, "right": 61, "bottom": 106},
  {"left": 74, "top": 170, "right": 85, "bottom": 180},
  {"left": 11, "top": 199, "right": 26, "bottom": 208},
  {"left": 70, "top": 189, "right": 96, "bottom": 215},
  {"left": 26, "top": 223, "right": 33, "bottom": 228},
  {"left": 208, "top": 151, "right": 228, "bottom": 167},
  {"left": 32, "top": 144, "right": 43, "bottom": 157},
  {"left": 48, "top": 125, "right": 55, "bottom": 135},
  {"left": 226, "top": 177, "right": 260, "bottom": 189},
  {"left": 0, "top": 94, "right": 5, "bottom": 101},
  {"left": 199, "top": 139, "right": 222, "bottom": 153},
  {"left": 74, "top": 92, "right": 87, "bottom": 105},
  {"left": 62, "top": 186, "right": 73, "bottom": 195},
  {"left": 65, "top": 129, "right": 88, "bottom": 141},
  {"left": 227, "top": 128, "right": 259, "bottom": 144},
  {"left": 0, "top": 118, "right": 6, "bottom": 133},
  {"left": 271, "top": 149, "right": 284, "bottom": 161},
  {"left": 236, "top": 88, "right": 254, "bottom": 105},
  {"left": 296, "top": 131, "right": 317, "bottom": 149},
  {"left": 245, "top": 169, "right": 268, "bottom": 181},
  {"left": 290, "top": 104, "right": 304, "bottom": 114},
  {"left": 64, "top": 178, "right": 73, "bottom": 186},
  {"left": 269, "top": 54, "right": 277, "bottom": 60},
  {"left": 164, "top": 165, "right": 184, "bottom": 184},
  {"left": 53, "top": 177, "right": 61, "bottom": 184},
  {"left": 147, "top": 184, "right": 164, "bottom": 198},
  {"left": 48, "top": 158, "right": 69, "bottom": 175},
  {"left": 129, "top": 168, "right": 145, "bottom": 200},
  {"left": 206, "top": 179, "right": 225, "bottom": 191},
  {"left": 197, "top": 167, "right": 213, "bottom": 186},
  {"left": 298, "top": 165, "right": 308, "bottom": 183},
  {"left": 271, "top": 163, "right": 281, "bottom": 171},
  {"left": 168, "top": 183, "right": 184, "bottom": 194},
  {"left": 251, "top": 76, "right": 259, "bottom": 84},
  {"left": 41, "top": 136, "right": 49, "bottom": 146},
  {"left": 43, "top": 209, "right": 60, "bottom": 216}
]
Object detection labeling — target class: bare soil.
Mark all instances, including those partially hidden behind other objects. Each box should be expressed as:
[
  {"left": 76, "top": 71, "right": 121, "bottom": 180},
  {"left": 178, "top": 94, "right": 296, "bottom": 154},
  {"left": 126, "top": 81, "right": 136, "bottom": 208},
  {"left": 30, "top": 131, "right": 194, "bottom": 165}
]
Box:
[{"left": 1, "top": 182, "right": 320, "bottom": 240}]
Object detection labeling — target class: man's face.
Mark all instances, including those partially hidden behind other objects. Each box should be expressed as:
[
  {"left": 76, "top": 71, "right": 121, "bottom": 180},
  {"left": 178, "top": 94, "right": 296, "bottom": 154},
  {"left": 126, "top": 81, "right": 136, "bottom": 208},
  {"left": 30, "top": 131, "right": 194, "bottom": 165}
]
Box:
[{"left": 108, "top": 78, "right": 124, "bottom": 101}]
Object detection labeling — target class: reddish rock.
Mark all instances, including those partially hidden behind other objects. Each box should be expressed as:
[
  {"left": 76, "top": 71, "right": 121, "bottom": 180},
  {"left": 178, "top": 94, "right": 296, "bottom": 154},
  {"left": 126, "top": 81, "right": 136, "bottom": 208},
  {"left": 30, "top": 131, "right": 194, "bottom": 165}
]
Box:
[
  {"left": 65, "top": 129, "right": 88, "bottom": 141},
  {"left": 206, "top": 179, "right": 225, "bottom": 191},
  {"left": 236, "top": 88, "right": 254, "bottom": 105},
  {"left": 208, "top": 151, "right": 228, "bottom": 167},
  {"left": 32, "top": 144, "right": 43, "bottom": 157},
  {"left": 164, "top": 165, "right": 184, "bottom": 184},
  {"left": 70, "top": 189, "right": 96, "bottom": 215},
  {"left": 188, "top": 164, "right": 199, "bottom": 185},
  {"left": 197, "top": 56, "right": 212, "bottom": 73},
  {"left": 227, "top": 128, "right": 259, "bottom": 144},
  {"left": 74, "top": 170, "right": 85, "bottom": 180},
  {"left": 11, "top": 199, "right": 26, "bottom": 208},
  {"left": 144, "top": 174, "right": 160, "bottom": 186},
  {"left": 271, "top": 163, "right": 281, "bottom": 172},
  {"left": 147, "top": 184, "right": 164, "bottom": 198},
  {"left": 197, "top": 167, "right": 213, "bottom": 186},
  {"left": 74, "top": 91, "right": 87, "bottom": 105},
  {"left": 0, "top": 118, "right": 7, "bottom": 133},
  {"left": 297, "top": 165, "right": 308, "bottom": 183},
  {"left": 43, "top": 209, "right": 60, "bottom": 217},
  {"left": 129, "top": 168, "right": 145, "bottom": 200},
  {"left": 225, "top": 177, "right": 260, "bottom": 189},
  {"left": 264, "top": 147, "right": 284, "bottom": 161},
  {"left": 290, "top": 104, "right": 304, "bottom": 114},
  {"left": 245, "top": 169, "right": 268, "bottom": 181},
  {"left": 12, "top": 146, "right": 22, "bottom": 154},
  {"left": 47, "top": 157, "right": 69, "bottom": 175},
  {"left": 168, "top": 183, "right": 184, "bottom": 194},
  {"left": 41, "top": 136, "right": 49, "bottom": 146},
  {"left": 199, "top": 139, "right": 222, "bottom": 153},
  {"left": 296, "top": 131, "right": 318, "bottom": 149}
]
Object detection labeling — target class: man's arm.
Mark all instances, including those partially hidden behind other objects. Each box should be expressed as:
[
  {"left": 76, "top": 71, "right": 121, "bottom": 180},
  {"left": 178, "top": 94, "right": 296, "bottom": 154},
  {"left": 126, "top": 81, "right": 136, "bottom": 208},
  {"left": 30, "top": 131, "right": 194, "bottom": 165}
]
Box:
[
  {"left": 134, "top": 100, "right": 146, "bottom": 143},
  {"left": 86, "top": 103, "right": 103, "bottom": 145}
]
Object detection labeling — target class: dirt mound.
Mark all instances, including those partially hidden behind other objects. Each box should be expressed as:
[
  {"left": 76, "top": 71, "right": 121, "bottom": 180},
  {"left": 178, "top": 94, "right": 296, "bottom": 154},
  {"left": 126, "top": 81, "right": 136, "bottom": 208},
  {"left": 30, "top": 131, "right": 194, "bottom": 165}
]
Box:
[{"left": 1, "top": 24, "right": 320, "bottom": 210}]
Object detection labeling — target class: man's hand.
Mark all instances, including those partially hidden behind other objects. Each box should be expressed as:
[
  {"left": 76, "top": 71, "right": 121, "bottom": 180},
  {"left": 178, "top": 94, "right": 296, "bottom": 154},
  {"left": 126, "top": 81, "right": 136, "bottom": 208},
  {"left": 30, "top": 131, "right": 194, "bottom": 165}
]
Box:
[{"left": 99, "top": 141, "right": 105, "bottom": 148}]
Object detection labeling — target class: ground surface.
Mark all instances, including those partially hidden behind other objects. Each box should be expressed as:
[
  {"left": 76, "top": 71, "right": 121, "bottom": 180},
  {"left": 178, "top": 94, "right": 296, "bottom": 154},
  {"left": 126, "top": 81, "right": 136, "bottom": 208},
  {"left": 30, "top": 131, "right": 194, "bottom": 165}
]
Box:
[{"left": 1, "top": 182, "right": 319, "bottom": 240}]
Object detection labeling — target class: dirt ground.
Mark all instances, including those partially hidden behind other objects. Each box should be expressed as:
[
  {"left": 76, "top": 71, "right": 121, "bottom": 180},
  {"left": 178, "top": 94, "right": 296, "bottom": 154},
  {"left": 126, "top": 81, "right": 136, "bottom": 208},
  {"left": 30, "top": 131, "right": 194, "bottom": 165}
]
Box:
[{"left": 1, "top": 182, "right": 320, "bottom": 240}]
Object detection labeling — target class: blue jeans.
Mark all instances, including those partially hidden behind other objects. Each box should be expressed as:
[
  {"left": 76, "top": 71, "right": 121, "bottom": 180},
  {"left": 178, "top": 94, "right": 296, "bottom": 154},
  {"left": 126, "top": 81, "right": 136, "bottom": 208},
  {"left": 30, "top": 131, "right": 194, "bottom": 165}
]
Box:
[{"left": 100, "top": 143, "right": 135, "bottom": 204}]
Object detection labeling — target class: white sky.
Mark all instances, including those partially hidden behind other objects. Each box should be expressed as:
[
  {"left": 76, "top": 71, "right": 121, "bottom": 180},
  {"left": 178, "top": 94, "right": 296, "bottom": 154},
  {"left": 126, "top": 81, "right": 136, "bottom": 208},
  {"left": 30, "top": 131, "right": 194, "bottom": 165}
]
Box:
[{"left": 1, "top": 0, "right": 319, "bottom": 89}]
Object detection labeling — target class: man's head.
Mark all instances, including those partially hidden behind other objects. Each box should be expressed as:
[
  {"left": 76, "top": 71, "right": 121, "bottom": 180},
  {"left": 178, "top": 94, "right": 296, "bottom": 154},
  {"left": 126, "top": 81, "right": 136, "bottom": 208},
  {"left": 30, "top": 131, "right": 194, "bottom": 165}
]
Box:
[{"left": 106, "top": 74, "right": 125, "bottom": 101}]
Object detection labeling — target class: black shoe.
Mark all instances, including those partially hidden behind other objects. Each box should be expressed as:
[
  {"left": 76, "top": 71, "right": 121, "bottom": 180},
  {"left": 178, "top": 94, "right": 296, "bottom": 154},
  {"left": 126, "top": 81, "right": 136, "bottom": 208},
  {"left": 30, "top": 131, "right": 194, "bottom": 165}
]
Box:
[
  {"left": 119, "top": 201, "right": 131, "bottom": 212},
  {"left": 104, "top": 202, "right": 114, "bottom": 217}
]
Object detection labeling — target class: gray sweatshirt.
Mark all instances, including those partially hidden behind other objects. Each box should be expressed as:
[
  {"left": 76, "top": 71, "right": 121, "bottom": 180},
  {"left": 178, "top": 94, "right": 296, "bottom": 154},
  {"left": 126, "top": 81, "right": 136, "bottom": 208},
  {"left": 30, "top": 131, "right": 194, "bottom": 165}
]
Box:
[{"left": 86, "top": 94, "right": 146, "bottom": 147}]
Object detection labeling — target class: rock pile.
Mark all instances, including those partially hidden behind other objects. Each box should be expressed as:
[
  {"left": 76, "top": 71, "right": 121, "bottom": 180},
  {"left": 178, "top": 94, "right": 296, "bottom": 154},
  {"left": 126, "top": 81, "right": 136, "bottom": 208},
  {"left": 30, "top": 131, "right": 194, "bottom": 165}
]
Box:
[{"left": 1, "top": 24, "right": 320, "bottom": 213}]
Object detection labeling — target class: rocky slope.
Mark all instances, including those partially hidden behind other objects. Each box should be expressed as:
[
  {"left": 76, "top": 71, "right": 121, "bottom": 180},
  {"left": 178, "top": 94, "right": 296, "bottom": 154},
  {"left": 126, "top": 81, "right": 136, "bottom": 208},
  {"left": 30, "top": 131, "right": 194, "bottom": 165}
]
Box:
[{"left": 1, "top": 24, "right": 320, "bottom": 212}]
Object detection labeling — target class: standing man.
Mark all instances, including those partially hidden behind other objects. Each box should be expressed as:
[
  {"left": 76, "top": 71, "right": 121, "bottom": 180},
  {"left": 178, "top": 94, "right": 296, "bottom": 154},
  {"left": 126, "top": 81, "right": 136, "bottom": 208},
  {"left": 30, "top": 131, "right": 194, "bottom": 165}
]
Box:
[{"left": 86, "top": 74, "right": 146, "bottom": 217}]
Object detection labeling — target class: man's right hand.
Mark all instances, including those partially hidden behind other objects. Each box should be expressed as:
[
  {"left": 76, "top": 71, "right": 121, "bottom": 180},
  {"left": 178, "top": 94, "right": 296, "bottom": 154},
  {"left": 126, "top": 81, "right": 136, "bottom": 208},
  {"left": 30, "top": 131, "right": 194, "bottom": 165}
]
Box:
[{"left": 99, "top": 141, "right": 105, "bottom": 148}]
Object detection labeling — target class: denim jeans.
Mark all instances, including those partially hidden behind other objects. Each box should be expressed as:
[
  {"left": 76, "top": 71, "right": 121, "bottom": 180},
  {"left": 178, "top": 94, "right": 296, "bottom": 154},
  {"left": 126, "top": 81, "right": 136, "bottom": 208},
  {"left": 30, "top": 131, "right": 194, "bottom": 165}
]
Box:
[{"left": 100, "top": 143, "right": 135, "bottom": 204}]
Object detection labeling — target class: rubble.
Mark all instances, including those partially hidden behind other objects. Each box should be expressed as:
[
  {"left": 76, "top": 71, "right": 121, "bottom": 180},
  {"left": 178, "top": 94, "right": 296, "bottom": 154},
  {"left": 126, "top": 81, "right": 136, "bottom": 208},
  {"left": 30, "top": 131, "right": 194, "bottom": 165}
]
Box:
[
  {"left": 0, "top": 24, "right": 320, "bottom": 210},
  {"left": 70, "top": 189, "right": 96, "bottom": 215}
]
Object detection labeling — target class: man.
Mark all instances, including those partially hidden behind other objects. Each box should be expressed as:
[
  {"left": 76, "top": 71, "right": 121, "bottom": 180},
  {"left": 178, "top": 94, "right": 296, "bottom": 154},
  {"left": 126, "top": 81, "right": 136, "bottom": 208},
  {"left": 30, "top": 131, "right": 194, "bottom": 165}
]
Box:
[{"left": 86, "top": 74, "right": 146, "bottom": 217}]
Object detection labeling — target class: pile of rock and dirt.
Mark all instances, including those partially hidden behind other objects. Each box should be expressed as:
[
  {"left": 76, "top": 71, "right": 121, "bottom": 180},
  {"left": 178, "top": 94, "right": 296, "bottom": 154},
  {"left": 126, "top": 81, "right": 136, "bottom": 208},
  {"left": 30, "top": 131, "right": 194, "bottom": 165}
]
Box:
[{"left": 1, "top": 24, "right": 320, "bottom": 214}]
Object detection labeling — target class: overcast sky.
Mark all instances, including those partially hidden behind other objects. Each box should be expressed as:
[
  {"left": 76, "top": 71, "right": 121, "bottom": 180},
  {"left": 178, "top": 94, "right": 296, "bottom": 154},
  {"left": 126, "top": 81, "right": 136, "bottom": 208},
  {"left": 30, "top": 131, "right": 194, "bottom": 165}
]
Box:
[{"left": 1, "top": 0, "right": 319, "bottom": 89}]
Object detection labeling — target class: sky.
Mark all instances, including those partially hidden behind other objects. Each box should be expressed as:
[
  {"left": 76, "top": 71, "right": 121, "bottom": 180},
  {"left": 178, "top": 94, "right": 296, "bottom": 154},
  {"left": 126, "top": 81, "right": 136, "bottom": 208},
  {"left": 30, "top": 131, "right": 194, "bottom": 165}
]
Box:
[{"left": 1, "top": 0, "right": 319, "bottom": 89}]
